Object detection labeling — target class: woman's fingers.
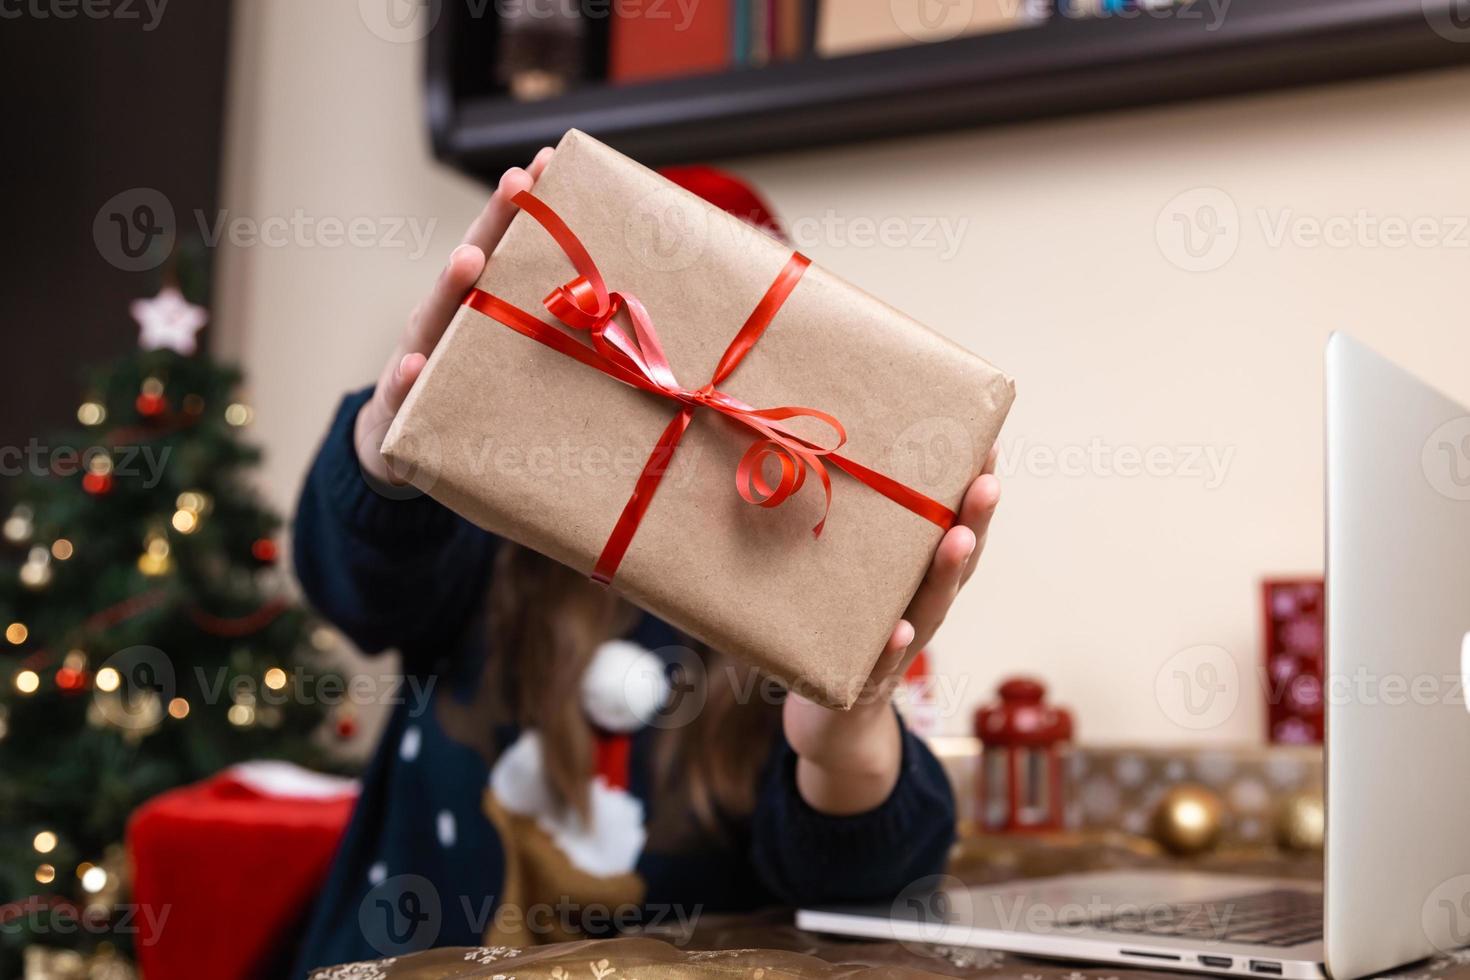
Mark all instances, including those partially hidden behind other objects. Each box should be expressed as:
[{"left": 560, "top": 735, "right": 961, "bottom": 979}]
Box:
[
  {"left": 461, "top": 157, "right": 547, "bottom": 255},
  {"left": 959, "top": 471, "right": 1001, "bottom": 586},
  {"left": 527, "top": 145, "right": 554, "bottom": 180},
  {"left": 404, "top": 243, "right": 486, "bottom": 355},
  {"left": 380, "top": 352, "right": 427, "bottom": 417},
  {"left": 901, "top": 524, "right": 976, "bottom": 652}
]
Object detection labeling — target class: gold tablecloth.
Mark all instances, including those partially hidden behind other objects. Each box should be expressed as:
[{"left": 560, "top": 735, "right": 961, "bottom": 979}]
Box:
[{"left": 312, "top": 835, "right": 1469, "bottom": 980}]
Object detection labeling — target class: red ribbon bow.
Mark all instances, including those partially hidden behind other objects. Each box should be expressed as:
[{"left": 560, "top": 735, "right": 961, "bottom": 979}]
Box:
[{"left": 463, "top": 190, "right": 956, "bottom": 585}]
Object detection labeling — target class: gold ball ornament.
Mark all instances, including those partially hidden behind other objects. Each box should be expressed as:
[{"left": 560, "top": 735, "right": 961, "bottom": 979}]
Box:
[
  {"left": 1274, "top": 791, "right": 1325, "bottom": 852},
  {"left": 1151, "top": 784, "right": 1226, "bottom": 855}
]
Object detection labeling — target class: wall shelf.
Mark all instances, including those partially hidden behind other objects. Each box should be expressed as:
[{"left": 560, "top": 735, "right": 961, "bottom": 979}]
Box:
[{"left": 427, "top": 0, "right": 1470, "bottom": 182}]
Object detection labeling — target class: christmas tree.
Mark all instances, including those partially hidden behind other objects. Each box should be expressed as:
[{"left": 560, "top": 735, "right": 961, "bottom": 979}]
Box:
[{"left": 0, "top": 270, "right": 338, "bottom": 975}]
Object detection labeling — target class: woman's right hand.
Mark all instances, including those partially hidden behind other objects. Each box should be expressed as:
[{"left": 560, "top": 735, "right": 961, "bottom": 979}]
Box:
[{"left": 354, "top": 147, "right": 555, "bottom": 485}]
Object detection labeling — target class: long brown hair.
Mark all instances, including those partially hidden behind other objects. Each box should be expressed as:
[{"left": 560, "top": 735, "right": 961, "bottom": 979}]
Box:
[{"left": 474, "top": 542, "right": 781, "bottom": 840}]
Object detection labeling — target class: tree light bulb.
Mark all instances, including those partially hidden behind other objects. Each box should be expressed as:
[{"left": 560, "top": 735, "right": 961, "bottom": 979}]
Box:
[{"left": 81, "top": 865, "right": 109, "bottom": 894}]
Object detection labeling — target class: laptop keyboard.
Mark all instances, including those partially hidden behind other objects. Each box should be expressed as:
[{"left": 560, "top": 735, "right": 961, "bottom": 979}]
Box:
[{"left": 1088, "top": 888, "right": 1322, "bottom": 949}]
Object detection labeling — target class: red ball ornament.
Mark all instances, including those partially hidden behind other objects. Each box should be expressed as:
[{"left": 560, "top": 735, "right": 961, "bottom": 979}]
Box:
[
  {"left": 251, "top": 538, "right": 278, "bottom": 563},
  {"left": 82, "top": 472, "right": 114, "bottom": 496},
  {"left": 55, "top": 667, "right": 89, "bottom": 694},
  {"left": 135, "top": 392, "right": 168, "bottom": 417}
]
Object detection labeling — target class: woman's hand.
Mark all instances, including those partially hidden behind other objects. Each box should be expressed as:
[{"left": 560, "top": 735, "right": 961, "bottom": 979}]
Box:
[
  {"left": 354, "top": 148, "right": 555, "bottom": 484},
  {"left": 783, "top": 447, "right": 1001, "bottom": 816}
]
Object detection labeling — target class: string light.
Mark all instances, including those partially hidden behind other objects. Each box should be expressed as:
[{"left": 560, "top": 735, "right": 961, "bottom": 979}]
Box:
[
  {"left": 3, "top": 506, "right": 32, "bottom": 544},
  {"left": 176, "top": 491, "right": 211, "bottom": 514},
  {"left": 33, "top": 831, "right": 57, "bottom": 854},
  {"left": 80, "top": 865, "right": 108, "bottom": 894},
  {"left": 95, "top": 668, "right": 121, "bottom": 693},
  {"left": 77, "top": 402, "right": 107, "bottom": 426},
  {"left": 263, "top": 667, "right": 288, "bottom": 691},
  {"left": 227, "top": 704, "right": 256, "bottom": 727},
  {"left": 171, "top": 509, "right": 199, "bottom": 534},
  {"left": 51, "top": 539, "right": 73, "bottom": 560},
  {"left": 88, "top": 453, "right": 113, "bottom": 476},
  {"left": 35, "top": 865, "right": 56, "bottom": 885},
  {"left": 15, "top": 670, "right": 40, "bottom": 695},
  {"left": 137, "top": 532, "right": 172, "bottom": 577},
  {"left": 167, "top": 697, "right": 190, "bottom": 720},
  {"left": 5, "top": 622, "right": 28, "bottom": 645},
  {"left": 19, "top": 546, "right": 52, "bottom": 590},
  {"left": 224, "top": 403, "right": 253, "bottom": 427}
]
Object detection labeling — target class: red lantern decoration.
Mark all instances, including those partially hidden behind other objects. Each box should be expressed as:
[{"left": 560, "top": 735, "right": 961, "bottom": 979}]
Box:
[{"left": 974, "top": 677, "right": 1073, "bottom": 833}]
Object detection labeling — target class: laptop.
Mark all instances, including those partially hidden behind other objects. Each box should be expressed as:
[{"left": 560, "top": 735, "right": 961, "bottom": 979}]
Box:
[{"left": 797, "top": 333, "right": 1470, "bottom": 979}]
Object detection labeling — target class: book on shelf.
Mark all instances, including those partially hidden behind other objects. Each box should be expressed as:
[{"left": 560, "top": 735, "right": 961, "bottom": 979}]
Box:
[{"left": 816, "top": 0, "right": 1042, "bottom": 57}]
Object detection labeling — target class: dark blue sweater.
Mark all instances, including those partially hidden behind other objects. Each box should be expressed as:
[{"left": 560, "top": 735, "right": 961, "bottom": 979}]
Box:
[{"left": 289, "top": 388, "right": 956, "bottom": 975}]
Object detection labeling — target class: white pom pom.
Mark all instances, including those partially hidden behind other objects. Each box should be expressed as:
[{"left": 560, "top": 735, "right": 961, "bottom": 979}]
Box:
[
  {"left": 581, "top": 639, "right": 669, "bottom": 733},
  {"left": 488, "top": 731, "right": 554, "bottom": 817},
  {"left": 541, "top": 778, "right": 647, "bottom": 877}
]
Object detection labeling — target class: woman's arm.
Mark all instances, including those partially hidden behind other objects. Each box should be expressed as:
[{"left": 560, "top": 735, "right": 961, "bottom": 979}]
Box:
[
  {"left": 293, "top": 149, "right": 556, "bottom": 663},
  {"left": 749, "top": 716, "right": 955, "bottom": 906},
  {"left": 292, "top": 388, "right": 497, "bottom": 661},
  {"left": 749, "top": 449, "right": 1000, "bottom": 903},
  {"left": 785, "top": 448, "right": 1000, "bottom": 815}
]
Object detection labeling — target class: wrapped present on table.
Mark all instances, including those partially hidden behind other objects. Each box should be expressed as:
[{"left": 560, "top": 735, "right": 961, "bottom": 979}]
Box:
[{"left": 383, "top": 130, "right": 1015, "bottom": 707}]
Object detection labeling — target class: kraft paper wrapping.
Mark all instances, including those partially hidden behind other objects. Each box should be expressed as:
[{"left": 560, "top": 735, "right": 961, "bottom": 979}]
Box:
[{"left": 381, "top": 130, "right": 1014, "bottom": 708}]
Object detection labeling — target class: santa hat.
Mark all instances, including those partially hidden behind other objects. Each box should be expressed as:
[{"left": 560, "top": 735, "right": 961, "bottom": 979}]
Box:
[{"left": 658, "top": 165, "right": 787, "bottom": 243}]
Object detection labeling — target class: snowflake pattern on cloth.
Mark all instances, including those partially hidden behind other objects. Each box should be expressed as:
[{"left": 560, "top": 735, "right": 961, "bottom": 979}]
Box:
[
  {"left": 314, "top": 958, "right": 397, "bottom": 980},
  {"left": 464, "top": 947, "right": 523, "bottom": 966}
]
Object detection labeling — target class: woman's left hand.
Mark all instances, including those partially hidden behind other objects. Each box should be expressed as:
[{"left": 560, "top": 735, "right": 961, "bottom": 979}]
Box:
[{"left": 782, "top": 447, "right": 1001, "bottom": 816}]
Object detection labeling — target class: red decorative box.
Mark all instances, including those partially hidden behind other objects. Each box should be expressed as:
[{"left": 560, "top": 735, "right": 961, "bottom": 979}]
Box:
[{"left": 1261, "top": 578, "right": 1325, "bottom": 744}]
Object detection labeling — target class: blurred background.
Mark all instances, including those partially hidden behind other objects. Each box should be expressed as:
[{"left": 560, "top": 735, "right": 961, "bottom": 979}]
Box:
[{"left": 4, "top": 0, "right": 1470, "bottom": 975}]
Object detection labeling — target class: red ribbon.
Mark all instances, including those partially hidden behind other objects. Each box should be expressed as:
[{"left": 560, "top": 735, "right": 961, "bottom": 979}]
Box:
[{"left": 463, "top": 190, "right": 956, "bottom": 585}]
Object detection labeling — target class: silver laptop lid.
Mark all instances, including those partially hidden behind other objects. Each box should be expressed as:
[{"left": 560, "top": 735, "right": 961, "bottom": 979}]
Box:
[{"left": 1325, "top": 333, "right": 1470, "bottom": 978}]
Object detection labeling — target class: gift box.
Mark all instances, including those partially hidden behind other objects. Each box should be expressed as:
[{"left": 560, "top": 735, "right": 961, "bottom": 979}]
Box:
[{"left": 382, "top": 130, "right": 1014, "bottom": 707}]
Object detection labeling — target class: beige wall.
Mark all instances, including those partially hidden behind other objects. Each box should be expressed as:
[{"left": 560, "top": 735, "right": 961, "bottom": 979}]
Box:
[{"left": 215, "top": 0, "right": 1470, "bottom": 748}]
